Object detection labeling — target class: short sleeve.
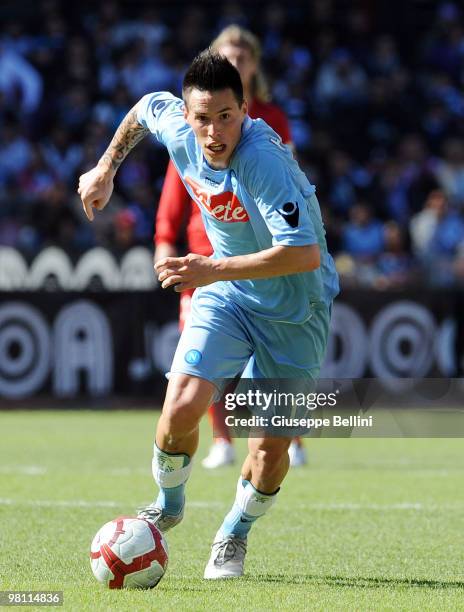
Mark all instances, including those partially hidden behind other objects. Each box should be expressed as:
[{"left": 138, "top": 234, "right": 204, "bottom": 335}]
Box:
[
  {"left": 137, "top": 92, "right": 187, "bottom": 147},
  {"left": 243, "top": 151, "right": 318, "bottom": 247}
]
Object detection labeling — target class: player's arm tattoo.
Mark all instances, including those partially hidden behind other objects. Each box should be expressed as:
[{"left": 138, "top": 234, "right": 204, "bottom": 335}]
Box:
[{"left": 99, "top": 106, "right": 149, "bottom": 171}]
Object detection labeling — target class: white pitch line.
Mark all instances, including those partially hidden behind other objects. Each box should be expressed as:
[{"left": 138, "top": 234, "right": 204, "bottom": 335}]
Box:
[
  {"left": 2, "top": 465, "right": 458, "bottom": 477},
  {"left": 0, "top": 499, "right": 461, "bottom": 511},
  {"left": 0, "top": 498, "right": 119, "bottom": 508},
  {"left": 0, "top": 499, "right": 224, "bottom": 509},
  {"left": 296, "top": 502, "right": 463, "bottom": 511},
  {"left": 107, "top": 468, "right": 148, "bottom": 475},
  {"left": 0, "top": 466, "right": 47, "bottom": 475}
]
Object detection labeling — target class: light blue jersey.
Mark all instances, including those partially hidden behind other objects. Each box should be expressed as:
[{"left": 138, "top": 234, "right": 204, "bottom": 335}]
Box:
[{"left": 137, "top": 92, "right": 339, "bottom": 324}]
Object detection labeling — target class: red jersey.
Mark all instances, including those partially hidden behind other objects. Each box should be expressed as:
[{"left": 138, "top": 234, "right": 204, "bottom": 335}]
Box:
[{"left": 154, "top": 99, "right": 291, "bottom": 255}]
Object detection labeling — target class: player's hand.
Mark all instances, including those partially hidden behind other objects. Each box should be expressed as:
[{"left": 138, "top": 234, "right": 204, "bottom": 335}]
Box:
[
  {"left": 155, "top": 253, "right": 218, "bottom": 291},
  {"left": 77, "top": 164, "right": 115, "bottom": 221}
]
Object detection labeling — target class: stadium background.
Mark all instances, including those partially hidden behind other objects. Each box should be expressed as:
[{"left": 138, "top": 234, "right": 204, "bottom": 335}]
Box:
[{"left": 1, "top": 0, "right": 464, "bottom": 400}]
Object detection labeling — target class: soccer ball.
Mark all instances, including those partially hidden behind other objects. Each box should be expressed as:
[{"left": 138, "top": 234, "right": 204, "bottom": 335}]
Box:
[{"left": 90, "top": 516, "right": 168, "bottom": 589}]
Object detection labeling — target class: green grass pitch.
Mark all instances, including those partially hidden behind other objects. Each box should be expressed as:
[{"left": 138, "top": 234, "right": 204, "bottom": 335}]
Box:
[{"left": 0, "top": 410, "right": 463, "bottom": 611}]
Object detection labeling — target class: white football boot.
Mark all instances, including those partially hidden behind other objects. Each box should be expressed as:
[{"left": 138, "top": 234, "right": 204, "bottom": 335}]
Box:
[
  {"left": 137, "top": 503, "right": 184, "bottom": 533},
  {"left": 288, "top": 441, "right": 307, "bottom": 467},
  {"left": 201, "top": 440, "right": 236, "bottom": 469},
  {"left": 204, "top": 534, "right": 247, "bottom": 579}
]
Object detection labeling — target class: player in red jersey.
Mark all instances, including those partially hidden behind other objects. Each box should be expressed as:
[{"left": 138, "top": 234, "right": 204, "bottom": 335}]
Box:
[{"left": 154, "top": 25, "right": 306, "bottom": 468}]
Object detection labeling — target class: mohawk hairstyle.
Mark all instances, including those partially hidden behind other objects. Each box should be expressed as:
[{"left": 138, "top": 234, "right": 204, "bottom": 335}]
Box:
[{"left": 182, "top": 48, "right": 244, "bottom": 106}]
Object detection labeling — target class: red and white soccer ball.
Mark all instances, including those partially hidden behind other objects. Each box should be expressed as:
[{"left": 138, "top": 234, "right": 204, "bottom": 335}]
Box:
[{"left": 90, "top": 516, "right": 168, "bottom": 589}]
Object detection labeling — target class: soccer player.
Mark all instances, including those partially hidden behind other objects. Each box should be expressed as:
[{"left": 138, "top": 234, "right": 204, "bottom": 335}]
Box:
[
  {"left": 154, "top": 25, "right": 307, "bottom": 469},
  {"left": 78, "top": 50, "right": 339, "bottom": 579}
]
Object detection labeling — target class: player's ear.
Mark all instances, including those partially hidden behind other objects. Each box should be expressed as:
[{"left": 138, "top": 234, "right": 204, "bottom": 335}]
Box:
[
  {"left": 182, "top": 89, "right": 190, "bottom": 120},
  {"left": 241, "top": 99, "right": 248, "bottom": 116}
]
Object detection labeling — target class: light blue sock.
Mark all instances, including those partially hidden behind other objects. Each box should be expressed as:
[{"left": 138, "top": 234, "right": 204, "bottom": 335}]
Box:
[
  {"left": 221, "top": 502, "right": 257, "bottom": 538},
  {"left": 221, "top": 478, "right": 253, "bottom": 538},
  {"left": 220, "top": 478, "right": 278, "bottom": 539},
  {"left": 156, "top": 484, "right": 185, "bottom": 515},
  {"left": 152, "top": 445, "right": 192, "bottom": 516}
]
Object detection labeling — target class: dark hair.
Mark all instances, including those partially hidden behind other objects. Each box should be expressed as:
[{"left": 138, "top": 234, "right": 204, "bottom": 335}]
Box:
[{"left": 182, "top": 48, "right": 244, "bottom": 105}]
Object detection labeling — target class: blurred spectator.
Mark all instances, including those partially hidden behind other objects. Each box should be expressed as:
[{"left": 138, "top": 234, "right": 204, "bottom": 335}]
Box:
[
  {"left": 374, "top": 160, "right": 411, "bottom": 224},
  {"left": 428, "top": 203, "right": 464, "bottom": 257},
  {"left": 0, "top": 122, "right": 33, "bottom": 186},
  {"left": 261, "top": 3, "right": 287, "bottom": 60},
  {"left": 0, "top": 46, "right": 43, "bottom": 115},
  {"left": 1, "top": 20, "right": 35, "bottom": 56},
  {"left": 423, "top": 72, "right": 464, "bottom": 117},
  {"left": 58, "top": 86, "right": 92, "bottom": 136},
  {"left": 92, "top": 85, "right": 132, "bottom": 131},
  {"left": 434, "top": 138, "right": 464, "bottom": 205},
  {"left": 368, "top": 35, "right": 401, "bottom": 77},
  {"left": 410, "top": 189, "right": 446, "bottom": 258},
  {"left": 18, "top": 145, "right": 57, "bottom": 201},
  {"left": 314, "top": 48, "right": 367, "bottom": 111},
  {"left": 41, "top": 126, "right": 83, "bottom": 182},
  {"left": 422, "top": 3, "right": 463, "bottom": 81},
  {"left": 327, "top": 151, "right": 370, "bottom": 217},
  {"left": 32, "top": 181, "right": 94, "bottom": 255},
  {"left": 111, "top": 208, "right": 138, "bottom": 257},
  {"left": 452, "top": 244, "right": 464, "bottom": 287},
  {"left": 410, "top": 189, "right": 464, "bottom": 285},
  {"left": 130, "top": 188, "right": 156, "bottom": 240},
  {"left": 375, "top": 222, "right": 415, "bottom": 289},
  {"left": 397, "top": 135, "right": 439, "bottom": 213},
  {"left": 421, "top": 101, "right": 454, "bottom": 151},
  {"left": 216, "top": 2, "right": 249, "bottom": 32},
  {"left": 117, "top": 148, "right": 152, "bottom": 195},
  {"left": 174, "top": 7, "right": 210, "bottom": 62},
  {"left": 342, "top": 203, "right": 385, "bottom": 261},
  {"left": 110, "top": 7, "right": 169, "bottom": 52},
  {"left": 411, "top": 191, "right": 464, "bottom": 259}
]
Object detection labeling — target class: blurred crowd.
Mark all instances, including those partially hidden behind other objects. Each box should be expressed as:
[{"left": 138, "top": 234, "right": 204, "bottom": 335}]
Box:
[{"left": 2, "top": 0, "right": 464, "bottom": 288}]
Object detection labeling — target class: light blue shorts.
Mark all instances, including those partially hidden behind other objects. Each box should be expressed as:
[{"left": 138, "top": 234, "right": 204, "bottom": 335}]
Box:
[{"left": 169, "top": 286, "right": 331, "bottom": 396}]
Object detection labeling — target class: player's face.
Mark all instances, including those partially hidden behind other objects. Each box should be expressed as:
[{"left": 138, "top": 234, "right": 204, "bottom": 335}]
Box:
[
  {"left": 216, "top": 43, "right": 257, "bottom": 91},
  {"left": 184, "top": 88, "right": 247, "bottom": 169}
]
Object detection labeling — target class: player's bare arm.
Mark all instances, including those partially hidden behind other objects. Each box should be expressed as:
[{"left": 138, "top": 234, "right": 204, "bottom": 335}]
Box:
[
  {"left": 154, "top": 242, "right": 178, "bottom": 266},
  {"left": 77, "top": 104, "right": 148, "bottom": 221},
  {"left": 156, "top": 244, "right": 320, "bottom": 291},
  {"left": 99, "top": 106, "right": 149, "bottom": 172}
]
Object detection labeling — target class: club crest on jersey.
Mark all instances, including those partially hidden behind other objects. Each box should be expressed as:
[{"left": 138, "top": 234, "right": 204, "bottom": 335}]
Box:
[
  {"left": 185, "top": 176, "right": 249, "bottom": 223},
  {"left": 277, "top": 202, "right": 299, "bottom": 227},
  {"left": 184, "top": 349, "right": 202, "bottom": 365}
]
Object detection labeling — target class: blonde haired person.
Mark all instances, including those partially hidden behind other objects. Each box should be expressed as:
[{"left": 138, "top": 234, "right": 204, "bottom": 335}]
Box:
[{"left": 211, "top": 25, "right": 271, "bottom": 104}]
